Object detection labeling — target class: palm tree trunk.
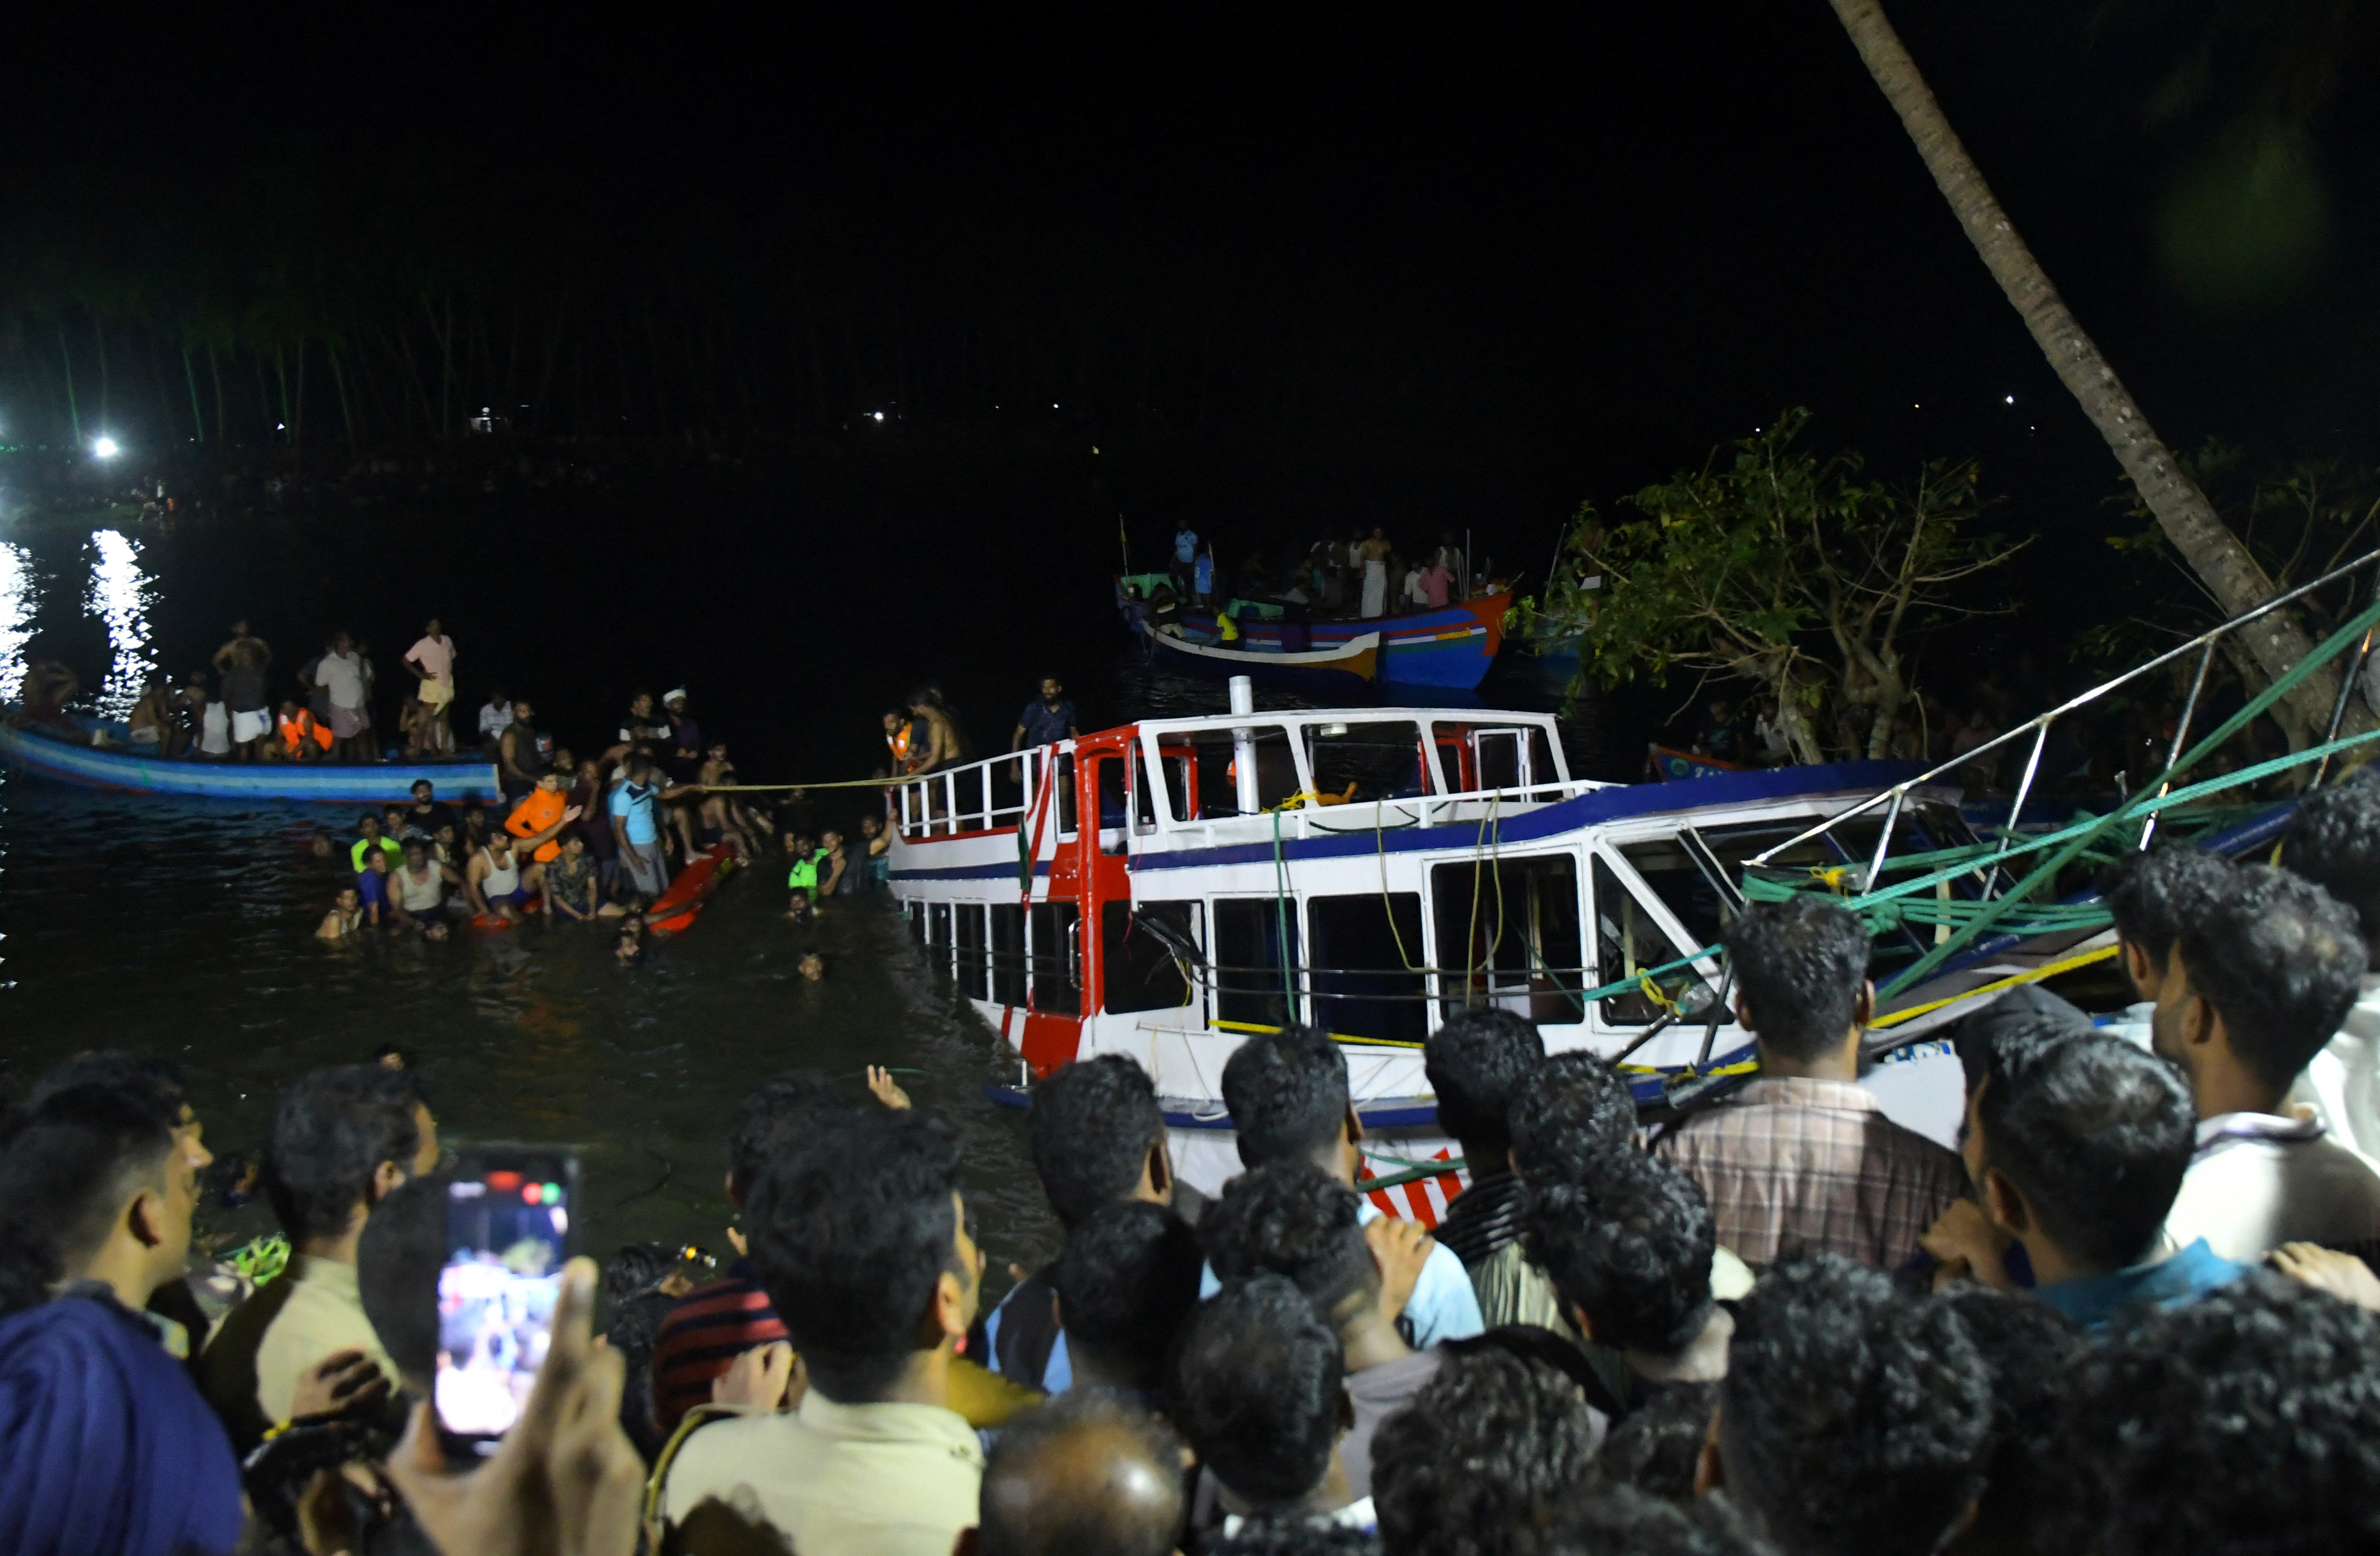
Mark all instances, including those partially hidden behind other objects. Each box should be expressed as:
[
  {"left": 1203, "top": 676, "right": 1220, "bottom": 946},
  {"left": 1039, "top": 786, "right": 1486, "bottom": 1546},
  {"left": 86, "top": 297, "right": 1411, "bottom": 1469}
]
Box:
[{"left": 1824, "top": 0, "right": 2351, "bottom": 742}]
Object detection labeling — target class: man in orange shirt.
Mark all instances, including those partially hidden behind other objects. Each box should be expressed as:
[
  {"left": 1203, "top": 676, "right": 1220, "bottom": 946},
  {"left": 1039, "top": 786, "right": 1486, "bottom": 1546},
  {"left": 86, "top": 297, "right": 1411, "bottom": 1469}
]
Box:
[{"left": 504, "top": 772, "right": 580, "bottom": 867}]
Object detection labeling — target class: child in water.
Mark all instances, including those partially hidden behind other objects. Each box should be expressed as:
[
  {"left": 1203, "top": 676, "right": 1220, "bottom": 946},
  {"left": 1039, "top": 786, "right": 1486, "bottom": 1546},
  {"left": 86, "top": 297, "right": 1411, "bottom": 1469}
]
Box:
[
  {"left": 615, "top": 912, "right": 647, "bottom": 967},
  {"left": 797, "top": 950, "right": 825, "bottom": 982}
]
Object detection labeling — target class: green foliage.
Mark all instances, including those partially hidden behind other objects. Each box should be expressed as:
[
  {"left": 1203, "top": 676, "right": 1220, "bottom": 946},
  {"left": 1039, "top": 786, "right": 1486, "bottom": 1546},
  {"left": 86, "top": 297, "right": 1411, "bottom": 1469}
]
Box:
[{"left": 1513, "top": 409, "right": 2022, "bottom": 763}]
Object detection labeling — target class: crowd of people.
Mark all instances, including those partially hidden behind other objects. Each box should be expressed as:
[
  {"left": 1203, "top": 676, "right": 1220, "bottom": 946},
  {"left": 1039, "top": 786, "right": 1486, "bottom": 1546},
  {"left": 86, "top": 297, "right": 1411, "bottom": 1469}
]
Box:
[
  {"left": 1147, "top": 526, "right": 1478, "bottom": 623},
  {"left": 14, "top": 778, "right": 2380, "bottom": 1554}
]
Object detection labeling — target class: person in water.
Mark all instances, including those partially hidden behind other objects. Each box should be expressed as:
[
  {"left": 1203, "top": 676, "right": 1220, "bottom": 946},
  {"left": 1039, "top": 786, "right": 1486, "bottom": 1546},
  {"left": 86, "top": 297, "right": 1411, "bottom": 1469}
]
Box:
[
  {"left": 544, "top": 832, "right": 622, "bottom": 923},
  {"left": 387, "top": 840, "right": 461, "bottom": 939},
  {"left": 816, "top": 830, "right": 850, "bottom": 897},
  {"left": 406, "top": 779, "right": 457, "bottom": 840},
  {"left": 465, "top": 832, "right": 539, "bottom": 924},
  {"left": 210, "top": 619, "right": 272, "bottom": 760},
  {"left": 1010, "top": 677, "right": 1080, "bottom": 752},
  {"left": 317, "top": 884, "right": 364, "bottom": 942},
  {"left": 797, "top": 949, "right": 825, "bottom": 983},
  {"left": 357, "top": 846, "right": 395, "bottom": 927},
  {"left": 784, "top": 832, "right": 824, "bottom": 919},
  {"left": 616, "top": 912, "right": 648, "bottom": 966},
  {"left": 350, "top": 812, "right": 404, "bottom": 873}
]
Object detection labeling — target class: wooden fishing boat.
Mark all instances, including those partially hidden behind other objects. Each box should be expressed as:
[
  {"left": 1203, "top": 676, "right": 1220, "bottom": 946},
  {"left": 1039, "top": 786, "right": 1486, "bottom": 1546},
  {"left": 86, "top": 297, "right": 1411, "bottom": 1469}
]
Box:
[
  {"left": 1140, "top": 622, "right": 1379, "bottom": 694},
  {"left": 0, "top": 713, "right": 502, "bottom": 804},
  {"left": 1117, "top": 576, "right": 1507, "bottom": 689}
]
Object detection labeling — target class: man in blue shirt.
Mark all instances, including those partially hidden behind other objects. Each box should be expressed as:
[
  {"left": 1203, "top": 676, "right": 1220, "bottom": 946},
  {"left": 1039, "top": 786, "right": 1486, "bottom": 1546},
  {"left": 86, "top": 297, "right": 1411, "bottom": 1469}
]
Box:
[
  {"left": 1010, "top": 677, "right": 1080, "bottom": 752},
  {"left": 1172, "top": 524, "right": 1199, "bottom": 594},
  {"left": 1205, "top": 1026, "right": 1484, "bottom": 1347},
  {"left": 1921, "top": 1003, "right": 2244, "bottom": 1331},
  {"left": 609, "top": 752, "right": 697, "bottom": 900}
]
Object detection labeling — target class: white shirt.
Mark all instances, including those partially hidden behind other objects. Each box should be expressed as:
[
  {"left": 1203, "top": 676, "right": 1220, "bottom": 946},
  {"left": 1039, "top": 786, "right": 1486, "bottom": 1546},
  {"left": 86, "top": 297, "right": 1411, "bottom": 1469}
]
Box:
[
  {"left": 315, "top": 652, "right": 367, "bottom": 710},
  {"left": 2289, "top": 974, "right": 2380, "bottom": 1164},
  {"left": 2163, "top": 1111, "right": 2380, "bottom": 1263},
  {"left": 479, "top": 702, "right": 514, "bottom": 739}
]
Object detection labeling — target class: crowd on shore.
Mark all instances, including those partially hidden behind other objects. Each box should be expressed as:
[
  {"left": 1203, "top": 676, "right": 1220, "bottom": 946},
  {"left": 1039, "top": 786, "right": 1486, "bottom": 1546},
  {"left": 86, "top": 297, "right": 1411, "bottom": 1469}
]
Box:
[{"left": 11, "top": 772, "right": 2380, "bottom": 1553}]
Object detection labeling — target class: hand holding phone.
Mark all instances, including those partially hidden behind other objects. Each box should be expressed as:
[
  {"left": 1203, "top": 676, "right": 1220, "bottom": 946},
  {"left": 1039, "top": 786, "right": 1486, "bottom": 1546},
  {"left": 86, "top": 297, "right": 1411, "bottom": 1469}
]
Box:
[{"left": 435, "top": 1146, "right": 582, "bottom": 1446}]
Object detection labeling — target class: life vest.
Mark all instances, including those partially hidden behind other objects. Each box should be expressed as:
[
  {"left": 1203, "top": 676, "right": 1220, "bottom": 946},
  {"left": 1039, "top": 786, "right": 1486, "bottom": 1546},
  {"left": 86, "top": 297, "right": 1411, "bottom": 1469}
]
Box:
[
  {"left": 279, "top": 711, "right": 331, "bottom": 752},
  {"left": 887, "top": 722, "right": 912, "bottom": 763},
  {"left": 506, "top": 788, "right": 569, "bottom": 863}
]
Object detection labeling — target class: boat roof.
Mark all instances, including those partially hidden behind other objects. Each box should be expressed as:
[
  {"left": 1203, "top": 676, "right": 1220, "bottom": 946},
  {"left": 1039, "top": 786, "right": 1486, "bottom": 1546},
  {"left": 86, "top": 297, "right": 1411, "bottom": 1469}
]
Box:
[{"left": 1128, "top": 705, "right": 1563, "bottom": 737}]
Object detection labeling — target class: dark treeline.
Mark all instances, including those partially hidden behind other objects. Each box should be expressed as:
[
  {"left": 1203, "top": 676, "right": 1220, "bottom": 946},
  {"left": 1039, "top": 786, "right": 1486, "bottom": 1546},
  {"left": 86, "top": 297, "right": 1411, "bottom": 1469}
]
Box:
[{"left": 0, "top": 147, "right": 1361, "bottom": 454}]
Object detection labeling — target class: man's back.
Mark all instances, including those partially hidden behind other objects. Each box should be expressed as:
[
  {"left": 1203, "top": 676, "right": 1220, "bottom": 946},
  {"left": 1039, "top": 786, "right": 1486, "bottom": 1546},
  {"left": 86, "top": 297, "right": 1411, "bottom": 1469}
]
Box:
[
  {"left": 661, "top": 1392, "right": 984, "bottom": 1556},
  {"left": 2165, "top": 1114, "right": 2380, "bottom": 1263},
  {"left": 1656, "top": 1076, "right": 1965, "bottom": 1270}
]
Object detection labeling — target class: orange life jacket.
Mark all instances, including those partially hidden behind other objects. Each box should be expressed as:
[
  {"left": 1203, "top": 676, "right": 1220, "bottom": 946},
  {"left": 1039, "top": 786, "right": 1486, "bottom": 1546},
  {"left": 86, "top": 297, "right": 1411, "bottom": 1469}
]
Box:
[
  {"left": 279, "top": 711, "right": 331, "bottom": 752},
  {"left": 507, "top": 788, "right": 569, "bottom": 863}
]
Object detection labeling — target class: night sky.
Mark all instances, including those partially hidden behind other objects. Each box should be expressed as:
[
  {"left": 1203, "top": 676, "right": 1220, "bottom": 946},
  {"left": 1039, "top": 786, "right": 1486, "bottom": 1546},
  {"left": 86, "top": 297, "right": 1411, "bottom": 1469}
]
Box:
[{"left": 5, "top": 2, "right": 2376, "bottom": 559}]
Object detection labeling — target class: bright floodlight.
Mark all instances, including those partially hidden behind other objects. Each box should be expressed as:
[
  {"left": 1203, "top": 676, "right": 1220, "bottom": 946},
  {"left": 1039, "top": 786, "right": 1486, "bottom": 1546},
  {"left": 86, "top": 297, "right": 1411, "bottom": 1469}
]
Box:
[
  {"left": 873, "top": 411, "right": 885, "bottom": 422},
  {"left": 93, "top": 436, "right": 120, "bottom": 458}
]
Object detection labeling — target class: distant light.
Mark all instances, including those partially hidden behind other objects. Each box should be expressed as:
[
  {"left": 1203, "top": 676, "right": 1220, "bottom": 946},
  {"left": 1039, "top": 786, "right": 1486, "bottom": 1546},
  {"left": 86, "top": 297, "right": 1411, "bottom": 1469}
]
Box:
[
  {"left": 1913, "top": 403, "right": 1921, "bottom": 409},
  {"left": 92, "top": 436, "right": 119, "bottom": 458},
  {"left": 872, "top": 411, "right": 885, "bottom": 423},
  {"left": 1051, "top": 402, "right": 1059, "bottom": 409},
  {"left": 2004, "top": 395, "right": 2015, "bottom": 404}
]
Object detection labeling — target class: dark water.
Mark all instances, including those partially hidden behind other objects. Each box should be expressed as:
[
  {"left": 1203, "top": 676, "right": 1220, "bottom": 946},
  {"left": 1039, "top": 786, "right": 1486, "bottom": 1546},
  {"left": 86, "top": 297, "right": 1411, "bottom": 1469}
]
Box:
[{"left": 0, "top": 467, "right": 1630, "bottom": 1279}]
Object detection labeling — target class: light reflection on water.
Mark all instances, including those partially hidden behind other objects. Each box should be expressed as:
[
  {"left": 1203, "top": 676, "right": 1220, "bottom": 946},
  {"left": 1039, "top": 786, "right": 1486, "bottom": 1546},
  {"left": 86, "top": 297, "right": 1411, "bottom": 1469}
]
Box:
[
  {"left": 86, "top": 530, "right": 157, "bottom": 722},
  {"left": 0, "top": 540, "right": 29, "bottom": 704}
]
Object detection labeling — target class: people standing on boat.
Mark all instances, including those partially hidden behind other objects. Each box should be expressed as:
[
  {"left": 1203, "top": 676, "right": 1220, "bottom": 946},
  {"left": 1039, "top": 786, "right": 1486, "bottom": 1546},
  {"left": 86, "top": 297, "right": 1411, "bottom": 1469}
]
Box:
[
  {"left": 1656, "top": 895, "right": 1966, "bottom": 1270},
  {"left": 128, "top": 671, "right": 177, "bottom": 752},
  {"left": 476, "top": 685, "right": 513, "bottom": 753},
  {"left": 1358, "top": 527, "right": 1392, "bottom": 619},
  {"left": 386, "top": 840, "right": 461, "bottom": 938},
  {"left": 401, "top": 619, "right": 457, "bottom": 755},
  {"left": 882, "top": 707, "right": 917, "bottom": 772},
  {"left": 1011, "top": 677, "right": 1079, "bottom": 751},
  {"left": 1192, "top": 543, "right": 1215, "bottom": 609},
  {"left": 906, "top": 689, "right": 962, "bottom": 774},
  {"left": 1419, "top": 550, "right": 1455, "bottom": 609},
  {"left": 210, "top": 621, "right": 273, "bottom": 761},
  {"left": 191, "top": 671, "right": 232, "bottom": 758},
  {"left": 1174, "top": 522, "right": 1199, "bottom": 593},
  {"left": 313, "top": 632, "right": 373, "bottom": 764}
]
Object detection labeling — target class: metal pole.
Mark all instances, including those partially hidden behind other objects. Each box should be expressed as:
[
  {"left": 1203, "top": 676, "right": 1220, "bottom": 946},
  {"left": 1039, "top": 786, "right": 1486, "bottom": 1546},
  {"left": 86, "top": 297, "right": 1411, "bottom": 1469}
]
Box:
[
  {"left": 1866, "top": 787, "right": 1906, "bottom": 893},
  {"left": 2140, "top": 642, "right": 2216, "bottom": 850},
  {"left": 2312, "top": 575, "right": 2377, "bottom": 792},
  {"left": 1693, "top": 964, "right": 1736, "bottom": 1071},
  {"left": 1231, "top": 675, "right": 1261, "bottom": 816},
  {"left": 1984, "top": 723, "right": 2050, "bottom": 897}
]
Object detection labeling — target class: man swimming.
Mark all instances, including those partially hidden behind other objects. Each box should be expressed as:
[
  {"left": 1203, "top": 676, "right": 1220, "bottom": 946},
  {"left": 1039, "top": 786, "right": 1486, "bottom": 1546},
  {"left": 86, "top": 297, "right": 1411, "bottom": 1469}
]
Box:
[{"left": 210, "top": 620, "right": 272, "bottom": 761}]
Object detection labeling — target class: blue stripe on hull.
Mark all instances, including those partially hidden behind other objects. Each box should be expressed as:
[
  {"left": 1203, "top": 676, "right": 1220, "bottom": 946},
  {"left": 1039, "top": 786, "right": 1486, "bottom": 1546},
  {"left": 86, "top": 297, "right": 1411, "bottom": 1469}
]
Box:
[{"left": 0, "top": 725, "right": 503, "bottom": 804}]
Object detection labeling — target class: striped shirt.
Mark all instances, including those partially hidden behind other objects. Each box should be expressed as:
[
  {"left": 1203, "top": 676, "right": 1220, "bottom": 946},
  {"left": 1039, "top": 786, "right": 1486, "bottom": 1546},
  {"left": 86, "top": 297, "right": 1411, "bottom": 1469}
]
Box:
[
  {"left": 1656, "top": 1076, "right": 1966, "bottom": 1271},
  {"left": 650, "top": 1266, "right": 787, "bottom": 1432}
]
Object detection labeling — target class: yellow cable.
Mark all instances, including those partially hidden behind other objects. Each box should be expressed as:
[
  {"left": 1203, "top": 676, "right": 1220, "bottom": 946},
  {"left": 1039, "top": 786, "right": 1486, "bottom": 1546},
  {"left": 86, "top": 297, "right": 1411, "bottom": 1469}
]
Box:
[{"left": 1868, "top": 943, "right": 2120, "bottom": 1030}]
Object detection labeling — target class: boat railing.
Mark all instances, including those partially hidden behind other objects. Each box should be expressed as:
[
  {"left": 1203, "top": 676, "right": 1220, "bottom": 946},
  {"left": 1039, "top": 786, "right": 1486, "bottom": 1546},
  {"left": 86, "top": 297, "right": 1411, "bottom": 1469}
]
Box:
[{"left": 893, "top": 748, "right": 1053, "bottom": 839}]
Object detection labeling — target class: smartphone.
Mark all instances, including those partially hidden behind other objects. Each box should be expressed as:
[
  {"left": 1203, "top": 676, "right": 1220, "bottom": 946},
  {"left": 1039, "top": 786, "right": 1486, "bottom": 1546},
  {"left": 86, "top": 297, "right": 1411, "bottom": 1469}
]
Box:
[{"left": 435, "top": 1145, "right": 581, "bottom": 1449}]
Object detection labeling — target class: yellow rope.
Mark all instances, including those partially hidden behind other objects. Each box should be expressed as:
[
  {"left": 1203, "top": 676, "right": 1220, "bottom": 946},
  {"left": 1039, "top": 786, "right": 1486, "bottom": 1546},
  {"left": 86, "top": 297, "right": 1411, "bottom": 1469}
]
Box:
[{"left": 1867, "top": 943, "right": 2120, "bottom": 1030}]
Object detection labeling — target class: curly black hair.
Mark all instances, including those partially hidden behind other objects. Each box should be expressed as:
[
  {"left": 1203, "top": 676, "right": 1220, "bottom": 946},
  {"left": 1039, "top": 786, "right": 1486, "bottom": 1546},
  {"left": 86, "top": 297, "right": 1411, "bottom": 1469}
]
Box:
[
  {"left": 1052, "top": 1201, "right": 1204, "bottom": 1393},
  {"left": 1540, "top": 1487, "right": 1773, "bottom": 1556},
  {"left": 265, "top": 1064, "right": 425, "bottom": 1243},
  {"left": 0, "top": 1084, "right": 177, "bottom": 1316},
  {"left": 980, "top": 1388, "right": 1187, "bottom": 1556},
  {"left": 1206, "top": 1521, "right": 1380, "bottom": 1556},
  {"left": 1029, "top": 1054, "right": 1166, "bottom": 1230},
  {"left": 1975, "top": 1022, "right": 2195, "bottom": 1272},
  {"left": 1222, "top": 1026, "right": 1350, "bottom": 1169},
  {"left": 2173, "top": 863, "right": 2367, "bottom": 1094},
  {"left": 1594, "top": 1381, "right": 1720, "bottom": 1502},
  {"left": 724, "top": 1068, "right": 848, "bottom": 1203},
  {"left": 742, "top": 1106, "right": 966, "bottom": 1403},
  {"left": 1719, "top": 1254, "right": 1990, "bottom": 1556},
  {"left": 1508, "top": 1051, "right": 1637, "bottom": 1181},
  {"left": 25, "top": 1050, "right": 189, "bottom": 1124},
  {"left": 1934, "top": 1287, "right": 2081, "bottom": 1555},
  {"left": 1370, "top": 1346, "right": 1607, "bottom": 1556},
  {"left": 1523, "top": 1147, "right": 1714, "bottom": 1355},
  {"left": 1201, "top": 1160, "right": 1377, "bottom": 1320},
  {"left": 1172, "top": 1273, "right": 1347, "bottom": 1511},
  {"left": 2280, "top": 771, "right": 2380, "bottom": 942},
  {"left": 2051, "top": 1271, "right": 2380, "bottom": 1556},
  {"left": 2098, "top": 845, "right": 2236, "bottom": 978},
  {"left": 1426, "top": 1008, "right": 1546, "bottom": 1155},
  {"left": 1723, "top": 896, "right": 1872, "bottom": 1062}
]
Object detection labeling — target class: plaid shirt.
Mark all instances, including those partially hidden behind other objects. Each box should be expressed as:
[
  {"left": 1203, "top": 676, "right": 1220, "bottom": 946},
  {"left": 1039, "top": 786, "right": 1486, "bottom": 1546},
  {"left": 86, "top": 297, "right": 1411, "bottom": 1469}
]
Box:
[{"left": 1656, "top": 1076, "right": 1967, "bottom": 1271}]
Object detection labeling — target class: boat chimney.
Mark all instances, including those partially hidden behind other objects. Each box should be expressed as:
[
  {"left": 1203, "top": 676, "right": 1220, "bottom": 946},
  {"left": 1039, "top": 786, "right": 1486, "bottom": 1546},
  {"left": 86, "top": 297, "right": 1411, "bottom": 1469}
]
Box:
[{"left": 1230, "top": 676, "right": 1261, "bottom": 814}]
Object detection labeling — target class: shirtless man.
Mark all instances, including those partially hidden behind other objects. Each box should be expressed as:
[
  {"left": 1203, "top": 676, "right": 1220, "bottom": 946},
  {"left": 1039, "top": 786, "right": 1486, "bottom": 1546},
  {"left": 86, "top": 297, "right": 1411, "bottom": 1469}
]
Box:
[
  {"left": 904, "top": 691, "right": 961, "bottom": 774},
  {"left": 128, "top": 671, "right": 179, "bottom": 754},
  {"left": 695, "top": 741, "right": 760, "bottom": 858},
  {"left": 210, "top": 620, "right": 273, "bottom": 761}
]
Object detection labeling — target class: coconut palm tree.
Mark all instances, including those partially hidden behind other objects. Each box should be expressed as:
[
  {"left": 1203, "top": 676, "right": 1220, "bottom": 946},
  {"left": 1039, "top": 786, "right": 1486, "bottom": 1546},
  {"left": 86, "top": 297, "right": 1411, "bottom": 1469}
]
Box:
[{"left": 1823, "top": 0, "right": 2357, "bottom": 743}]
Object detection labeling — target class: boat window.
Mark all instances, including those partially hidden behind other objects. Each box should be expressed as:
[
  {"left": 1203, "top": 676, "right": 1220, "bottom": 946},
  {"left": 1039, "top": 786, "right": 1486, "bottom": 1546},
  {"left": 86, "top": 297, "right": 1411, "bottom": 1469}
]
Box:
[
  {"left": 989, "top": 904, "right": 1027, "bottom": 1005},
  {"left": 1477, "top": 730, "right": 1523, "bottom": 792},
  {"left": 1592, "top": 856, "right": 1714, "bottom": 1026},
  {"left": 1213, "top": 897, "right": 1302, "bottom": 1028},
  {"left": 1053, "top": 755, "right": 1078, "bottom": 837},
  {"left": 1308, "top": 893, "right": 1427, "bottom": 1044},
  {"left": 1029, "top": 902, "right": 1081, "bottom": 1015},
  {"left": 907, "top": 901, "right": 926, "bottom": 947},
  {"left": 1104, "top": 901, "right": 1198, "bottom": 1015},
  {"left": 1303, "top": 722, "right": 1426, "bottom": 804},
  {"left": 1430, "top": 854, "right": 1586, "bottom": 1023},
  {"left": 1171, "top": 727, "right": 1305, "bottom": 818},
  {"left": 1131, "top": 752, "right": 1161, "bottom": 834},
  {"left": 1092, "top": 756, "right": 1129, "bottom": 856},
  {"left": 1434, "top": 736, "right": 1474, "bottom": 794},
  {"left": 955, "top": 905, "right": 988, "bottom": 1000},
  {"left": 927, "top": 903, "right": 952, "bottom": 978}
]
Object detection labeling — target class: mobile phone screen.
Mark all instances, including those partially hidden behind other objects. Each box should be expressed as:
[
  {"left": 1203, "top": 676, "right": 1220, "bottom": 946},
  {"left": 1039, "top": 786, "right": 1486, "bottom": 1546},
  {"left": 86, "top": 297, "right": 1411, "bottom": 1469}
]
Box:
[{"left": 436, "top": 1150, "right": 578, "bottom": 1442}]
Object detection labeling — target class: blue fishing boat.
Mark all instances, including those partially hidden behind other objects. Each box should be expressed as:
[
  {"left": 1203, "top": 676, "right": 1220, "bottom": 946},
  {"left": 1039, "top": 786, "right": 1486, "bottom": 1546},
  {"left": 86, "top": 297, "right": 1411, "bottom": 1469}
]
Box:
[
  {"left": 0, "top": 715, "right": 502, "bottom": 804},
  {"left": 1116, "top": 575, "right": 1508, "bottom": 689},
  {"left": 1140, "top": 622, "right": 1379, "bottom": 694}
]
